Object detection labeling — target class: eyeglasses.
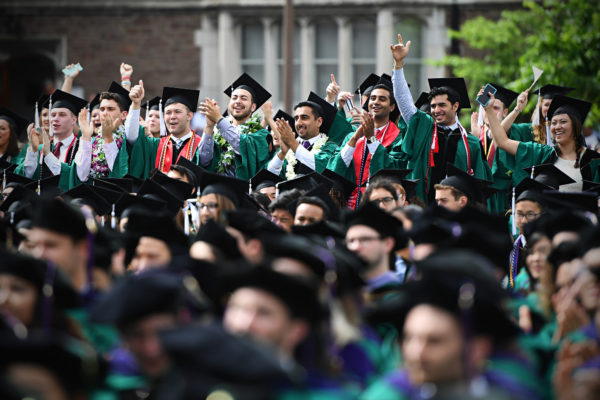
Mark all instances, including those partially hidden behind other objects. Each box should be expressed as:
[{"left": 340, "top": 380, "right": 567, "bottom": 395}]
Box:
[
  {"left": 197, "top": 202, "right": 219, "bottom": 210},
  {"left": 345, "top": 236, "right": 381, "bottom": 246},
  {"left": 371, "top": 197, "right": 395, "bottom": 206},
  {"left": 515, "top": 212, "right": 542, "bottom": 221}
]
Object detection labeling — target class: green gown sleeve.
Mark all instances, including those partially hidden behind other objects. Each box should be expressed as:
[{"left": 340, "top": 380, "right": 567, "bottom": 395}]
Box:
[
  {"left": 14, "top": 145, "right": 42, "bottom": 179},
  {"left": 235, "top": 128, "right": 271, "bottom": 181},
  {"left": 128, "top": 127, "right": 160, "bottom": 179},
  {"left": 399, "top": 111, "right": 435, "bottom": 201},
  {"left": 369, "top": 133, "right": 406, "bottom": 174},
  {"left": 512, "top": 141, "right": 554, "bottom": 185},
  {"left": 327, "top": 110, "right": 355, "bottom": 146},
  {"left": 314, "top": 141, "right": 339, "bottom": 173},
  {"left": 327, "top": 132, "right": 358, "bottom": 182},
  {"left": 10, "top": 146, "right": 28, "bottom": 166}
]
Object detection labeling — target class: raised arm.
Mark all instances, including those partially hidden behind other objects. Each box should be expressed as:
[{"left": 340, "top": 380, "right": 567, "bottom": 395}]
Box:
[
  {"left": 482, "top": 89, "right": 519, "bottom": 156},
  {"left": 125, "top": 80, "right": 144, "bottom": 144},
  {"left": 60, "top": 63, "right": 80, "bottom": 93},
  {"left": 501, "top": 90, "right": 529, "bottom": 133},
  {"left": 390, "top": 34, "right": 417, "bottom": 124}
]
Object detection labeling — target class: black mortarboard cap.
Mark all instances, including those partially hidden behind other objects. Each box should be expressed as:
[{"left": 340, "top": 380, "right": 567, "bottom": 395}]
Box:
[
  {"left": 137, "top": 179, "right": 183, "bottom": 215},
  {"left": 490, "top": 83, "right": 519, "bottom": 109},
  {"left": 31, "top": 196, "right": 88, "bottom": 240},
  {"left": 307, "top": 91, "right": 338, "bottom": 135},
  {"left": 123, "top": 174, "right": 145, "bottom": 193},
  {"left": 218, "top": 265, "right": 323, "bottom": 323},
  {"left": 194, "top": 218, "right": 242, "bottom": 260},
  {"left": 158, "top": 323, "right": 287, "bottom": 399},
  {"left": 114, "top": 193, "right": 166, "bottom": 217},
  {"left": 514, "top": 178, "right": 552, "bottom": 204},
  {"left": 400, "top": 178, "right": 419, "bottom": 200},
  {"left": 583, "top": 180, "right": 600, "bottom": 195},
  {"left": 0, "top": 107, "right": 29, "bottom": 141},
  {"left": 144, "top": 96, "right": 162, "bottom": 111},
  {"left": 344, "top": 201, "right": 404, "bottom": 242},
  {"left": 198, "top": 171, "right": 247, "bottom": 207},
  {"left": 125, "top": 209, "right": 189, "bottom": 249},
  {"left": 88, "top": 93, "right": 101, "bottom": 111},
  {"left": 226, "top": 209, "right": 285, "bottom": 240},
  {"left": 162, "top": 86, "right": 200, "bottom": 112},
  {"left": 263, "top": 234, "right": 327, "bottom": 278},
  {"left": 547, "top": 95, "right": 592, "bottom": 125},
  {"left": 91, "top": 177, "right": 132, "bottom": 194},
  {"left": 273, "top": 109, "right": 296, "bottom": 133},
  {"left": 224, "top": 72, "right": 272, "bottom": 110},
  {"left": 107, "top": 81, "right": 132, "bottom": 110},
  {"left": 523, "top": 163, "right": 576, "bottom": 188},
  {"left": 23, "top": 175, "right": 63, "bottom": 197},
  {"left": 440, "top": 163, "right": 488, "bottom": 203},
  {"left": 4, "top": 171, "right": 34, "bottom": 187},
  {"left": 302, "top": 183, "right": 338, "bottom": 221},
  {"left": 50, "top": 89, "right": 88, "bottom": 116},
  {"left": 90, "top": 270, "right": 185, "bottom": 325},
  {"left": 0, "top": 185, "right": 36, "bottom": 213},
  {"left": 175, "top": 156, "right": 205, "bottom": 189},
  {"left": 542, "top": 190, "right": 599, "bottom": 214},
  {"left": 291, "top": 219, "right": 346, "bottom": 239},
  {"left": 0, "top": 158, "right": 16, "bottom": 172},
  {"left": 414, "top": 91, "right": 430, "bottom": 111},
  {"left": 355, "top": 73, "right": 380, "bottom": 95},
  {"left": 321, "top": 168, "right": 357, "bottom": 200},
  {"left": 151, "top": 170, "right": 195, "bottom": 201},
  {"left": 37, "top": 93, "right": 50, "bottom": 110},
  {"left": 65, "top": 184, "right": 112, "bottom": 215},
  {"left": 0, "top": 333, "right": 105, "bottom": 393},
  {"left": 537, "top": 84, "right": 574, "bottom": 100},
  {"left": 250, "top": 169, "right": 284, "bottom": 192},
  {"left": 428, "top": 77, "right": 471, "bottom": 109},
  {"left": 370, "top": 168, "right": 412, "bottom": 184},
  {"left": 276, "top": 171, "right": 331, "bottom": 195}
]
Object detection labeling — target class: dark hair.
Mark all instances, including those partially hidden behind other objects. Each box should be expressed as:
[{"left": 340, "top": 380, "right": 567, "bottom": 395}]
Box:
[
  {"left": 296, "top": 196, "right": 329, "bottom": 219},
  {"left": 250, "top": 191, "right": 271, "bottom": 210},
  {"left": 99, "top": 92, "right": 125, "bottom": 112},
  {"left": 0, "top": 117, "right": 21, "bottom": 157},
  {"left": 548, "top": 240, "right": 581, "bottom": 283},
  {"left": 428, "top": 87, "right": 460, "bottom": 108},
  {"left": 169, "top": 165, "right": 196, "bottom": 187},
  {"left": 269, "top": 189, "right": 302, "bottom": 212},
  {"left": 551, "top": 112, "right": 585, "bottom": 168},
  {"left": 361, "top": 179, "right": 398, "bottom": 207},
  {"left": 294, "top": 101, "right": 323, "bottom": 119}
]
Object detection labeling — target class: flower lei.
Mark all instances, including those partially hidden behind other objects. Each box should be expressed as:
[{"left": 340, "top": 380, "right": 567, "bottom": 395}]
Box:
[
  {"left": 214, "top": 114, "right": 263, "bottom": 175},
  {"left": 90, "top": 125, "right": 125, "bottom": 179},
  {"left": 285, "top": 133, "right": 328, "bottom": 180}
]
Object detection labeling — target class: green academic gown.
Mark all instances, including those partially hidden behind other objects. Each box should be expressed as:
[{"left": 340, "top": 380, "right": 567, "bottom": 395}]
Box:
[
  {"left": 279, "top": 140, "right": 339, "bottom": 179},
  {"left": 234, "top": 128, "right": 272, "bottom": 181},
  {"left": 128, "top": 128, "right": 219, "bottom": 180},
  {"left": 400, "top": 110, "right": 492, "bottom": 202},
  {"left": 488, "top": 123, "right": 534, "bottom": 214}
]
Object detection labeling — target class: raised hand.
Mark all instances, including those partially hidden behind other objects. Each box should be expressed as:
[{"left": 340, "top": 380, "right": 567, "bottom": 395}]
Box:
[
  {"left": 100, "top": 114, "right": 121, "bottom": 143},
  {"left": 129, "top": 80, "right": 145, "bottom": 108},
  {"left": 515, "top": 90, "right": 529, "bottom": 113},
  {"left": 390, "top": 34, "right": 412, "bottom": 67},
  {"left": 41, "top": 125, "right": 51, "bottom": 156},
  {"left": 261, "top": 101, "right": 274, "bottom": 123},
  {"left": 199, "top": 98, "right": 222, "bottom": 124},
  {"left": 275, "top": 118, "right": 296, "bottom": 149},
  {"left": 63, "top": 63, "right": 80, "bottom": 79},
  {"left": 78, "top": 108, "right": 94, "bottom": 141},
  {"left": 120, "top": 63, "right": 133, "bottom": 78},
  {"left": 326, "top": 74, "right": 341, "bottom": 103},
  {"left": 337, "top": 91, "right": 353, "bottom": 112},
  {"left": 27, "top": 123, "right": 40, "bottom": 152},
  {"left": 478, "top": 86, "right": 497, "bottom": 114},
  {"left": 362, "top": 111, "right": 375, "bottom": 138}
]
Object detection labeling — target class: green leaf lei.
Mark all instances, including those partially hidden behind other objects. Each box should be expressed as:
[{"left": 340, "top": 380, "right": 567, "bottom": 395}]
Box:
[{"left": 214, "top": 114, "right": 264, "bottom": 175}]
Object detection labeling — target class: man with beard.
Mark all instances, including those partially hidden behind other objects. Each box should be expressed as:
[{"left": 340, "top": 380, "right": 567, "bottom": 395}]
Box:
[{"left": 198, "top": 73, "right": 272, "bottom": 179}]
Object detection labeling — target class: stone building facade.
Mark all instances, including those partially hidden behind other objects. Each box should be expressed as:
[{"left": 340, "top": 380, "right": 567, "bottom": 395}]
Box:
[{"left": 0, "top": 0, "right": 520, "bottom": 117}]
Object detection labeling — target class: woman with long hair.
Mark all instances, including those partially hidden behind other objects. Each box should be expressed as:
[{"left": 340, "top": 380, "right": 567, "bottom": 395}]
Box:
[
  {"left": 485, "top": 90, "right": 599, "bottom": 192},
  {"left": 0, "top": 108, "right": 28, "bottom": 165}
]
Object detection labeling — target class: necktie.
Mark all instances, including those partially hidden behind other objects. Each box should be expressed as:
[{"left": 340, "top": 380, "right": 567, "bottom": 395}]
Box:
[
  {"left": 302, "top": 140, "right": 311, "bottom": 150},
  {"left": 52, "top": 141, "right": 62, "bottom": 159}
]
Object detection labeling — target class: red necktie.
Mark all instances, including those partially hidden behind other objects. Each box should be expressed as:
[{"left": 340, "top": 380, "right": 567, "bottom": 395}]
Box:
[{"left": 52, "top": 141, "right": 62, "bottom": 160}]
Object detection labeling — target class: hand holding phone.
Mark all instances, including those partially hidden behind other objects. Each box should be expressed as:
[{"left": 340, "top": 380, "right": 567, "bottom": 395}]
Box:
[{"left": 476, "top": 83, "right": 497, "bottom": 107}]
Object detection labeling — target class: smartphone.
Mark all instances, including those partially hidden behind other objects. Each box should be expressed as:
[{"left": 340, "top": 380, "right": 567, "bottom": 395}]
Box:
[
  {"left": 62, "top": 63, "right": 83, "bottom": 77},
  {"left": 476, "top": 83, "right": 497, "bottom": 107},
  {"left": 345, "top": 98, "right": 354, "bottom": 113}
]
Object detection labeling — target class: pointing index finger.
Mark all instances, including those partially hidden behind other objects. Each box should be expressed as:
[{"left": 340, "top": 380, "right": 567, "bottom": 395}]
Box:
[{"left": 330, "top": 74, "right": 338, "bottom": 86}]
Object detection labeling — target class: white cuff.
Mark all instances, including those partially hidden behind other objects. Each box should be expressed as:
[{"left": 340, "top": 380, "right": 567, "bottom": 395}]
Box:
[
  {"left": 44, "top": 153, "right": 61, "bottom": 176},
  {"left": 267, "top": 153, "right": 284, "bottom": 175},
  {"left": 294, "top": 145, "right": 316, "bottom": 170},
  {"left": 23, "top": 148, "right": 38, "bottom": 178},
  {"left": 340, "top": 144, "right": 355, "bottom": 167},
  {"left": 125, "top": 107, "right": 140, "bottom": 144}
]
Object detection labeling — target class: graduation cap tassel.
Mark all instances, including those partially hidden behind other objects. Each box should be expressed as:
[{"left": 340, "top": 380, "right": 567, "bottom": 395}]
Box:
[
  {"left": 275, "top": 182, "right": 280, "bottom": 198},
  {"left": 530, "top": 166, "right": 535, "bottom": 179},
  {"left": 145, "top": 101, "right": 149, "bottom": 122},
  {"left": 2, "top": 169, "right": 6, "bottom": 191},
  {"left": 48, "top": 96, "right": 54, "bottom": 137},
  {"left": 159, "top": 99, "right": 167, "bottom": 137},
  {"left": 248, "top": 179, "right": 252, "bottom": 195},
  {"left": 511, "top": 187, "right": 517, "bottom": 236},
  {"left": 35, "top": 102, "right": 40, "bottom": 130},
  {"left": 532, "top": 91, "right": 541, "bottom": 126},
  {"left": 111, "top": 204, "right": 117, "bottom": 229},
  {"left": 100, "top": 216, "right": 105, "bottom": 227},
  {"left": 184, "top": 204, "right": 190, "bottom": 236}
]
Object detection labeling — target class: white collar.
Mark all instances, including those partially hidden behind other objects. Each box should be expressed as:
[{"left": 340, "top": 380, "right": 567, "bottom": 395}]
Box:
[
  {"left": 172, "top": 131, "right": 192, "bottom": 144},
  {"left": 300, "top": 135, "right": 320, "bottom": 145},
  {"left": 55, "top": 133, "right": 74, "bottom": 146}
]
